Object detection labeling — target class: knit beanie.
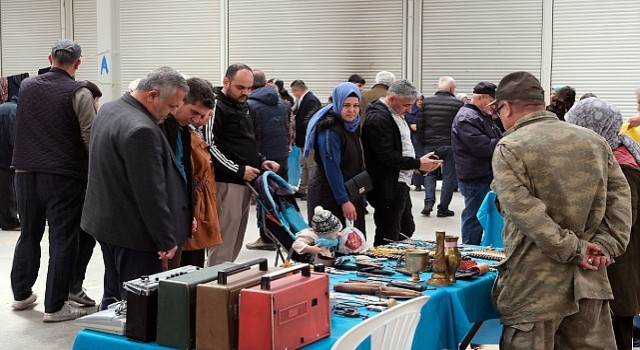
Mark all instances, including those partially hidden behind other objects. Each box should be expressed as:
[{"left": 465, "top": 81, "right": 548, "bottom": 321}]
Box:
[{"left": 311, "top": 206, "right": 343, "bottom": 237}]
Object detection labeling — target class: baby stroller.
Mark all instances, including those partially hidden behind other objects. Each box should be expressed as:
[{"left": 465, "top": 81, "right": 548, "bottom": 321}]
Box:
[{"left": 248, "top": 171, "right": 310, "bottom": 265}]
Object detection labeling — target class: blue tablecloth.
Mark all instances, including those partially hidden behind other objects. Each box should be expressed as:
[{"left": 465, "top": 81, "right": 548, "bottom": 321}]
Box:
[
  {"left": 304, "top": 268, "right": 499, "bottom": 350},
  {"left": 73, "top": 265, "right": 499, "bottom": 350}
]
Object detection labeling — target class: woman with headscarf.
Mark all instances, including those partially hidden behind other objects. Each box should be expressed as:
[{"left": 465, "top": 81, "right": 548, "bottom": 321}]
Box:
[
  {"left": 566, "top": 97, "right": 640, "bottom": 350},
  {"left": 304, "top": 82, "right": 366, "bottom": 234}
]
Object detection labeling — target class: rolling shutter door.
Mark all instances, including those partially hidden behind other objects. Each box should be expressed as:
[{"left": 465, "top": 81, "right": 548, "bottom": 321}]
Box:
[
  {"left": 228, "top": 0, "right": 404, "bottom": 101},
  {"left": 119, "top": 0, "right": 221, "bottom": 92},
  {"left": 1, "top": 0, "right": 61, "bottom": 77},
  {"left": 422, "top": 0, "right": 543, "bottom": 96},
  {"left": 552, "top": 0, "right": 640, "bottom": 117},
  {"left": 73, "top": 0, "right": 98, "bottom": 83}
]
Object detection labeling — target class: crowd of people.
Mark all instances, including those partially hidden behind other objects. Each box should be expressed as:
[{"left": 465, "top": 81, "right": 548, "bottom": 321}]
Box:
[{"left": 1, "top": 38, "right": 640, "bottom": 350}]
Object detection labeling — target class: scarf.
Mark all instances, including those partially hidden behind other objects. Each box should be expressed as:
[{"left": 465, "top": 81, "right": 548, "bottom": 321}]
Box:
[
  {"left": 565, "top": 97, "right": 640, "bottom": 163},
  {"left": 303, "top": 82, "right": 362, "bottom": 158}
]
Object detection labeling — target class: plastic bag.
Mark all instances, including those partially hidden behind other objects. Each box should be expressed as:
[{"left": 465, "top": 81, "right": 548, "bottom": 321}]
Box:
[{"left": 338, "top": 219, "right": 368, "bottom": 254}]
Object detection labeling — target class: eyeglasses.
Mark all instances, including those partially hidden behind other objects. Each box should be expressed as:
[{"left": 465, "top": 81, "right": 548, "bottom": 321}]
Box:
[{"left": 494, "top": 102, "right": 506, "bottom": 118}]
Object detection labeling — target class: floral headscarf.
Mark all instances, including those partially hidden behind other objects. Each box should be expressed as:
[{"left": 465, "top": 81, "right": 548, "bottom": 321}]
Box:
[{"left": 565, "top": 97, "right": 640, "bottom": 163}]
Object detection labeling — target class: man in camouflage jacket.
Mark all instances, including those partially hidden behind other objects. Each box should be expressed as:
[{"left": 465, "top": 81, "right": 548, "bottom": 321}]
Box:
[{"left": 490, "top": 72, "right": 631, "bottom": 349}]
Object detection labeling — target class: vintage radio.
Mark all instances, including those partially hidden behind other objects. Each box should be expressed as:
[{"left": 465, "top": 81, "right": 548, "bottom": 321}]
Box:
[
  {"left": 238, "top": 264, "right": 330, "bottom": 350},
  {"left": 123, "top": 265, "right": 201, "bottom": 342},
  {"left": 156, "top": 262, "right": 237, "bottom": 349},
  {"left": 196, "top": 258, "right": 280, "bottom": 350}
]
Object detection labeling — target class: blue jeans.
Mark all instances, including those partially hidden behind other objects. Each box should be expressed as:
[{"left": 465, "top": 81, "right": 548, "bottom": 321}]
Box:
[
  {"left": 458, "top": 181, "right": 491, "bottom": 245},
  {"left": 423, "top": 145, "right": 456, "bottom": 211}
]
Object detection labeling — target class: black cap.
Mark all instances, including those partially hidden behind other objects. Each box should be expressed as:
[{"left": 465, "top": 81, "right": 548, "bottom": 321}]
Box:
[
  {"left": 473, "top": 81, "right": 497, "bottom": 97},
  {"left": 51, "top": 39, "right": 82, "bottom": 60},
  {"left": 488, "top": 71, "right": 545, "bottom": 106}
]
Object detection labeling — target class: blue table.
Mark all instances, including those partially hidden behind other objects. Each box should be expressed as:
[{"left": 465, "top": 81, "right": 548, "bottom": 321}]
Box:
[{"left": 73, "top": 266, "right": 499, "bottom": 350}]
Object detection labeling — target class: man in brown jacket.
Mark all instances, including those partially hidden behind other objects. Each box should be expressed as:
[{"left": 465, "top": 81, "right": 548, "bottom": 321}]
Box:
[{"left": 359, "top": 71, "right": 395, "bottom": 123}]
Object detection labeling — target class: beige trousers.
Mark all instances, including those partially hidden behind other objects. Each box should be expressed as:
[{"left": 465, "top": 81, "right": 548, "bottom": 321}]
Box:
[{"left": 206, "top": 182, "right": 251, "bottom": 266}]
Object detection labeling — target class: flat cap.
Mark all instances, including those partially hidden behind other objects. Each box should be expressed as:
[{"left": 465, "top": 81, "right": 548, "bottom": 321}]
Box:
[{"left": 488, "top": 71, "right": 545, "bottom": 106}]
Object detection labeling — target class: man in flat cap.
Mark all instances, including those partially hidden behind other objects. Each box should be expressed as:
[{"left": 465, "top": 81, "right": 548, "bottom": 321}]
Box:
[
  {"left": 490, "top": 71, "right": 631, "bottom": 348},
  {"left": 10, "top": 39, "right": 95, "bottom": 322},
  {"left": 451, "top": 81, "right": 502, "bottom": 245}
]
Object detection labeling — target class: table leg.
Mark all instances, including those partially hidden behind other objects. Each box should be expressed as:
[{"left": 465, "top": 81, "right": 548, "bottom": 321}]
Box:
[{"left": 458, "top": 321, "right": 484, "bottom": 350}]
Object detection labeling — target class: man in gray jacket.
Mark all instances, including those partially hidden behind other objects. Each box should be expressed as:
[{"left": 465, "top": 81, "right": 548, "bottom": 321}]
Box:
[{"left": 81, "top": 67, "right": 190, "bottom": 309}]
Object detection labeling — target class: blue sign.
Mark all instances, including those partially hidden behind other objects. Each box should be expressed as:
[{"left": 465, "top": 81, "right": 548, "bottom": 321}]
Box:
[{"left": 100, "top": 55, "right": 109, "bottom": 75}]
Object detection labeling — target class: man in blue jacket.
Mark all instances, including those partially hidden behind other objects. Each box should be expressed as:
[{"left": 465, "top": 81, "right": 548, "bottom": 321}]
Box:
[
  {"left": 246, "top": 70, "right": 291, "bottom": 251},
  {"left": 451, "top": 81, "right": 502, "bottom": 244}
]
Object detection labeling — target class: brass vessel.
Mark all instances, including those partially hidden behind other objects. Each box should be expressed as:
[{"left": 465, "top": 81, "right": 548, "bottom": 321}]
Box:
[
  {"left": 427, "top": 230, "right": 451, "bottom": 286},
  {"left": 445, "top": 235, "right": 461, "bottom": 283},
  {"left": 404, "top": 249, "right": 429, "bottom": 282}
]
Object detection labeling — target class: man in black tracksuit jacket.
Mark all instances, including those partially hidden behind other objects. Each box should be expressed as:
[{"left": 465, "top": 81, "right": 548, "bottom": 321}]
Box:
[{"left": 204, "top": 64, "right": 279, "bottom": 265}]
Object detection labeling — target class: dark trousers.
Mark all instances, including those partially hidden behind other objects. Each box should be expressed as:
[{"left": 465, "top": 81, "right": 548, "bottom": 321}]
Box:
[
  {"left": 180, "top": 249, "right": 205, "bottom": 267},
  {"left": 423, "top": 145, "right": 456, "bottom": 210},
  {"left": 410, "top": 130, "right": 424, "bottom": 188},
  {"left": 0, "top": 168, "right": 20, "bottom": 229},
  {"left": 458, "top": 181, "right": 491, "bottom": 245},
  {"left": 370, "top": 183, "right": 411, "bottom": 246},
  {"left": 400, "top": 190, "right": 415, "bottom": 238},
  {"left": 612, "top": 315, "right": 633, "bottom": 350},
  {"left": 11, "top": 172, "right": 84, "bottom": 313},
  {"left": 98, "top": 240, "right": 163, "bottom": 310},
  {"left": 71, "top": 229, "right": 96, "bottom": 290}
]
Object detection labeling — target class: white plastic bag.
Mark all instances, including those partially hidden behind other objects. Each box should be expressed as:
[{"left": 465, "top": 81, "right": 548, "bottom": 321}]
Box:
[{"left": 338, "top": 219, "right": 368, "bottom": 254}]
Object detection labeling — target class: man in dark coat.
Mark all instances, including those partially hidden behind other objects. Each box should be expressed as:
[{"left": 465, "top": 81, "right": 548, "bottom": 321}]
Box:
[
  {"left": 362, "top": 80, "right": 442, "bottom": 246},
  {"left": 246, "top": 70, "right": 291, "bottom": 251},
  {"left": 81, "top": 66, "right": 190, "bottom": 309},
  {"left": 417, "top": 76, "right": 463, "bottom": 217},
  {"left": 0, "top": 96, "right": 20, "bottom": 231},
  {"left": 290, "top": 79, "right": 321, "bottom": 199}
]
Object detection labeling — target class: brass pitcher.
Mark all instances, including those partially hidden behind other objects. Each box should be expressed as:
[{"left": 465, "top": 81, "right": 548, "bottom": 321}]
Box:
[
  {"left": 427, "top": 230, "right": 451, "bottom": 286},
  {"left": 444, "top": 235, "right": 461, "bottom": 283}
]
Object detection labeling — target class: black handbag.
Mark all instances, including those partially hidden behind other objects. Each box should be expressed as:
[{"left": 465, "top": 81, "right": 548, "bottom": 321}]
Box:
[{"left": 344, "top": 171, "right": 373, "bottom": 201}]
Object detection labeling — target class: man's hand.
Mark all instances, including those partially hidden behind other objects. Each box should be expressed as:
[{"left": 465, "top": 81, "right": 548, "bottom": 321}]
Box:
[
  {"left": 243, "top": 166, "right": 260, "bottom": 181},
  {"left": 418, "top": 152, "right": 443, "bottom": 173},
  {"left": 341, "top": 202, "right": 357, "bottom": 221},
  {"left": 261, "top": 160, "right": 280, "bottom": 172},
  {"left": 409, "top": 124, "right": 417, "bottom": 132},
  {"left": 192, "top": 217, "right": 197, "bottom": 233},
  {"left": 578, "top": 242, "right": 610, "bottom": 271},
  {"left": 158, "top": 246, "right": 178, "bottom": 260},
  {"left": 628, "top": 115, "right": 640, "bottom": 128}
]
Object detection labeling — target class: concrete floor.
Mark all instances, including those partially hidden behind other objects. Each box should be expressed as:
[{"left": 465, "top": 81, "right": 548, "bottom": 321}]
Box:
[{"left": 0, "top": 186, "right": 483, "bottom": 349}]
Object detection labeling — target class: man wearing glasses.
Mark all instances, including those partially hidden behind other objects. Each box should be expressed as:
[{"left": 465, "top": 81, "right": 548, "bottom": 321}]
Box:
[
  {"left": 451, "top": 81, "right": 502, "bottom": 245},
  {"left": 490, "top": 71, "right": 630, "bottom": 349}
]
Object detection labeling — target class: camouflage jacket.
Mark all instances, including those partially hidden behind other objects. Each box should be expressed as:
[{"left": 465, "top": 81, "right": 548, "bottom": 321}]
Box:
[{"left": 491, "top": 111, "right": 631, "bottom": 325}]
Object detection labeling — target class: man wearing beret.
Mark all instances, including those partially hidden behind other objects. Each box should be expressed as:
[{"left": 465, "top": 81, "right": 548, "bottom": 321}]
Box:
[
  {"left": 451, "top": 81, "right": 502, "bottom": 245},
  {"left": 490, "top": 71, "right": 631, "bottom": 348}
]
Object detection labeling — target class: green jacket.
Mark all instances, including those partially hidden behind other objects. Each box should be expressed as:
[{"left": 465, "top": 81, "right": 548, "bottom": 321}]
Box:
[{"left": 491, "top": 111, "right": 631, "bottom": 325}]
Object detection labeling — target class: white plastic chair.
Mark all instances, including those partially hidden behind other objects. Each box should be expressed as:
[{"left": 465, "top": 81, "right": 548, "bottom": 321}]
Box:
[{"left": 330, "top": 295, "right": 429, "bottom": 350}]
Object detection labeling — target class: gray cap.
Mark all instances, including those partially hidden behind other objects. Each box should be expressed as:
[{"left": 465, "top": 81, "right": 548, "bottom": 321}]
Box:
[{"left": 51, "top": 39, "right": 82, "bottom": 60}]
